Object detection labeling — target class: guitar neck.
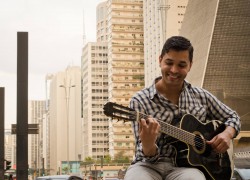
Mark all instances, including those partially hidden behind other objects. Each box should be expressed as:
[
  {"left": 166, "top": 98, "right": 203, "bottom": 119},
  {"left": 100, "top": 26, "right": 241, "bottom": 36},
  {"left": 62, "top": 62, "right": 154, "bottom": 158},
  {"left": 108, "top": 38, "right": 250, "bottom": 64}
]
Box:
[
  {"left": 159, "top": 120, "right": 196, "bottom": 146},
  {"left": 137, "top": 111, "right": 196, "bottom": 146}
]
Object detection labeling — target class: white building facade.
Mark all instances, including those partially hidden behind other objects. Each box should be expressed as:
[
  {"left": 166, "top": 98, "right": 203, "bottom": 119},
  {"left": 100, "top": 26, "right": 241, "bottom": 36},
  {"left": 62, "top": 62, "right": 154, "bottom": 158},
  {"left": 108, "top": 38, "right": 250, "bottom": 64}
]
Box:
[
  {"left": 49, "top": 66, "right": 82, "bottom": 175},
  {"left": 28, "top": 100, "right": 46, "bottom": 175},
  {"left": 143, "top": 0, "right": 188, "bottom": 86},
  {"left": 81, "top": 42, "right": 109, "bottom": 160}
]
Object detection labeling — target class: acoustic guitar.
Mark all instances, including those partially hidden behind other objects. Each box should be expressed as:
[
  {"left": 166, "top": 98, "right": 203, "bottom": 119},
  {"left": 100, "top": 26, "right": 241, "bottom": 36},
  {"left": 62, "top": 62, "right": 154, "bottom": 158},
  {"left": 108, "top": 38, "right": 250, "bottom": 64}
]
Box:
[{"left": 103, "top": 102, "right": 234, "bottom": 180}]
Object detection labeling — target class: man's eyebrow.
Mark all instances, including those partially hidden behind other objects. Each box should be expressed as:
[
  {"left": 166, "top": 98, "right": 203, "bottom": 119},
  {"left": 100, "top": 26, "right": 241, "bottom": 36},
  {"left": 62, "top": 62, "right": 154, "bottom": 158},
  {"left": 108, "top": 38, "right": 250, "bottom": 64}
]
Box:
[
  {"left": 165, "top": 58, "right": 174, "bottom": 61},
  {"left": 164, "top": 58, "right": 187, "bottom": 63},
  {"left": 180, "top": 60, "right": 187, "bottom": 64}
]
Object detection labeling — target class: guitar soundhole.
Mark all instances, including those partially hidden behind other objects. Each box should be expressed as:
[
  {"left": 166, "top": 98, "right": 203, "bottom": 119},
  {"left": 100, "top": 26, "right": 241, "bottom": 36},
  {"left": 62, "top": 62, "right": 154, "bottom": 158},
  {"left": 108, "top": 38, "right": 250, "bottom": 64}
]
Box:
[{"left": 194, "top": 134, "right": 205, "bottom": 153}]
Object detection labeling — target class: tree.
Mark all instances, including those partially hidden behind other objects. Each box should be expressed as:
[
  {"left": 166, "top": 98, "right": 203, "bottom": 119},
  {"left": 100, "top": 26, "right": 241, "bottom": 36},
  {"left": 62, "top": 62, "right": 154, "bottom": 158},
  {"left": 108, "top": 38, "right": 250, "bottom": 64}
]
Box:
[
  {"left": 104, "top": 155, "right": 112, "bottom": 163},
  {"left": 114, "top": 151, "right": 130, "bottom": 163},
  {"left": 84, "top": 156, "right": 94, "bottom": 163},
  {"left": 62, "top": 166, "right": 69, "bottom": 174}
]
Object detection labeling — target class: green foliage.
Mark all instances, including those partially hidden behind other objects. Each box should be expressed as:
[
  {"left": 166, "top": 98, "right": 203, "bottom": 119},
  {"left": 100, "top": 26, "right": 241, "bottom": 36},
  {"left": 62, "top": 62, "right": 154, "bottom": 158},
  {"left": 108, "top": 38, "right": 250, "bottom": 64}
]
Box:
[
  {"left": 80, "top": 153, "right": 131, "bottom": 167},
  {"left": 62, "top": 166, "right": 69, "bottom": 174},
  {"left": 85, "top": 156, "right": 94, "bottom": 162},
  {"left": 113, "top": 151, "right": 130, "bottom": 163},
  {"left": 80, "top": 156, "right": 95, "bottom": 167},
  {"left": 104, "top": 155, "right": 112, "bottom": 163}
]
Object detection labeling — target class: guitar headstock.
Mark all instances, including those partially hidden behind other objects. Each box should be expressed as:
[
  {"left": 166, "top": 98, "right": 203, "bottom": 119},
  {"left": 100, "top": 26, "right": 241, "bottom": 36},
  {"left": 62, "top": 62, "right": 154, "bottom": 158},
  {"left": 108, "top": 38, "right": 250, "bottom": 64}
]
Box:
[{"left": 103, "top": 102, "right": 136, "bottom": 122}]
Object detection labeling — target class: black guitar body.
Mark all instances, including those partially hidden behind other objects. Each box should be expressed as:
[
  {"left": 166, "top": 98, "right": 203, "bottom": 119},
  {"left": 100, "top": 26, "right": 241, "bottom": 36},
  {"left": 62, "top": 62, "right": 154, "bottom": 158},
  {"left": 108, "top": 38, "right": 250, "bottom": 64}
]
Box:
[{"left": 172, "top": 114, "right": 233, "bottom": 180}]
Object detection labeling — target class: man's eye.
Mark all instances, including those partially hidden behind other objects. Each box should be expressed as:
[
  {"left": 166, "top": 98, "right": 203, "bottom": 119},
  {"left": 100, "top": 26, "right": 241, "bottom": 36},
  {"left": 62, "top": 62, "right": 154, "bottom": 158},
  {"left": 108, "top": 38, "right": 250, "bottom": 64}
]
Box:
[
  {"left": 166, "top": 62, "right": 173, "bottom": 66},
  {"left": 179, "top": 64, "right": 186, "bottom": 68}
]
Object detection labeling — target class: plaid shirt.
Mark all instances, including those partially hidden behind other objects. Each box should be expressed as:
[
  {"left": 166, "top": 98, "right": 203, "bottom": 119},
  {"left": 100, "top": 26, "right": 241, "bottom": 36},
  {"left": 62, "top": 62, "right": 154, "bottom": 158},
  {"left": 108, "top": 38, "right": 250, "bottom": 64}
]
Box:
[{"left": 129, "top": 76, "right": 241, "bottom": 163}]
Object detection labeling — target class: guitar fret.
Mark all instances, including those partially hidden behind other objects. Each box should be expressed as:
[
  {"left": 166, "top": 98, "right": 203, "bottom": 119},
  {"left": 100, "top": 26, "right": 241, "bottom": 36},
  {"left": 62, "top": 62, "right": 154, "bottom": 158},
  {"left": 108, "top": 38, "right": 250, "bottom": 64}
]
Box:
[{"left": 160, "top": 122, "right": 196, "bottom": 146}]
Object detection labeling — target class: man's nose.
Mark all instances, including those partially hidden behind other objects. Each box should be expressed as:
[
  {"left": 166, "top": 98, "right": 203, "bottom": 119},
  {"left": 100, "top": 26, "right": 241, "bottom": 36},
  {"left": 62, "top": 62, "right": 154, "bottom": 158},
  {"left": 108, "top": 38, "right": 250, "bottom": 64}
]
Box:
[{"left": 170, "top": 65, "right": 178, "bottom": 73}]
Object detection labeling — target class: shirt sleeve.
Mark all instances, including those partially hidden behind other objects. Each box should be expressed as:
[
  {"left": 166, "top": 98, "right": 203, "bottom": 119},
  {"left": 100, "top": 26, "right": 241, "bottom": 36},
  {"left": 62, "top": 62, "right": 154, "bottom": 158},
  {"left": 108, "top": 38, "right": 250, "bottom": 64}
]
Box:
[
  {"left": 203, "top": 89, "right": 241, "bottom": 137},
  {"left": 129, "top": 96, "right": 160, "bottom": 163}
]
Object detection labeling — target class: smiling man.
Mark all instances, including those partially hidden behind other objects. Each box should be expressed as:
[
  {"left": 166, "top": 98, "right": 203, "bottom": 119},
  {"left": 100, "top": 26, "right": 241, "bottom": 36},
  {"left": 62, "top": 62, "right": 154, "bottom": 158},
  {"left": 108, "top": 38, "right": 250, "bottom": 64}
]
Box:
[{"left": 124, "top": 36, "right": 241, "bottom": 180}]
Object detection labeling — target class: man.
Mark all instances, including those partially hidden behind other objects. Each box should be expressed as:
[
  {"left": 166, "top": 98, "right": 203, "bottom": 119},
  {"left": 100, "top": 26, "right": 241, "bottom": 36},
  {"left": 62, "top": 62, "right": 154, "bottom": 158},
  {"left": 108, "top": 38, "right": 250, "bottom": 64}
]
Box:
[{"left": 124, "top": 36, "right": 241, "bottom": 180}]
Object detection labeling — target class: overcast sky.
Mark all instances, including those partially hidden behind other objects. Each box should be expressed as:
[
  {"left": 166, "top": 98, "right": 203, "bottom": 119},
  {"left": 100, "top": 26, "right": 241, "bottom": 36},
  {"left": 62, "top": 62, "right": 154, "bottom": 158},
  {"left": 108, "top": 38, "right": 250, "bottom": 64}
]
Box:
[{"left": 0, "top": 0, "right": 106, "bottom": 128}]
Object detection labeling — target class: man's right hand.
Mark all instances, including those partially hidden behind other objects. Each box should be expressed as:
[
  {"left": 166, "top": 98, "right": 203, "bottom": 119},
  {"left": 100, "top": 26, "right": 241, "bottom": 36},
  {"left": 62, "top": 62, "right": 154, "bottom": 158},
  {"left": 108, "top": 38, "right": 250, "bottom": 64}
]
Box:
[{"left": 139, "top": 117, "right": 160, "bottom": 156}]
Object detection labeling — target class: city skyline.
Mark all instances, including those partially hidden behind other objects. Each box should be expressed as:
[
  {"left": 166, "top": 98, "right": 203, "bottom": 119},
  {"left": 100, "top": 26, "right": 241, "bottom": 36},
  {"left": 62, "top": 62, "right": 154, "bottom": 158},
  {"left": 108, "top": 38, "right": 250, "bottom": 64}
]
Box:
[{"left": 0, "top": 0, "right": 106, "bottom": 128}]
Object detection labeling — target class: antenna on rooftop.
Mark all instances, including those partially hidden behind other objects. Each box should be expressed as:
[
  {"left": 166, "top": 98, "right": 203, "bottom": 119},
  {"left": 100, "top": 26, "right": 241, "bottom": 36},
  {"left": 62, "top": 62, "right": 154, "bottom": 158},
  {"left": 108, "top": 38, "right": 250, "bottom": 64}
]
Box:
[
  {"left": 158, "top": 0, "right": 170, "bottom": 42},
  {"left": 83, "top": 9, "right": 86, "bottom": 46}
]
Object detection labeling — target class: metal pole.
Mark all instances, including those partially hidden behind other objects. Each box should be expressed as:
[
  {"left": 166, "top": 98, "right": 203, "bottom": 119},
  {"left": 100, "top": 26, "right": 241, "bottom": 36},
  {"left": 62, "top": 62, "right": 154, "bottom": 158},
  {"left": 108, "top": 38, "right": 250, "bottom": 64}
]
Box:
[
  {"left": 0, "top": 88, "right": 5, "bottom": 180},
  {"left": 42, "top": 158, "right": 44, "bottom": 176},
  {"left": 60, "top": 77, "right": 75, "bottom": 174},
  {"left": 66, "top": 86, "right": 69, "bottom": 174},
  {"left": 16, "top": 31, "right": 29, "bottom": 180}
]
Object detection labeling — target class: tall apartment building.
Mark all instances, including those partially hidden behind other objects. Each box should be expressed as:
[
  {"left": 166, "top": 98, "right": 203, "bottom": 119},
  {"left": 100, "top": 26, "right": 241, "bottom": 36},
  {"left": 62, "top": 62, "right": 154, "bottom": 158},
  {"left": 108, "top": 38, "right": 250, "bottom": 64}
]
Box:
[
  {"left": 143, "top": 0, "right": 188, "bottom": 86},
  {"left": 80, "top": 1, "right": 110, "bottom": 161},
  {"left": 81, "top": 42, "right": 109, "bottom": 160},
  {"left": 179, "top": 0, "right": 250, "bottom": 130},
  {"left": 49, "top": 66, "right": 82, "bottom": 174},
  {"left": 44, "top": 74, "right": 53, "bottom": 172},
  {"left": 106, "top": 0, "right": 144, "bottom": 159},
  {"left": 97, "top": 1, "right": 108, "bottom": 42},
  {"left": 28, "top": 100, "right": 46, "bottom": 173},
  {"left": 4, "top": 131, "right": 15, "bottom": 168}
]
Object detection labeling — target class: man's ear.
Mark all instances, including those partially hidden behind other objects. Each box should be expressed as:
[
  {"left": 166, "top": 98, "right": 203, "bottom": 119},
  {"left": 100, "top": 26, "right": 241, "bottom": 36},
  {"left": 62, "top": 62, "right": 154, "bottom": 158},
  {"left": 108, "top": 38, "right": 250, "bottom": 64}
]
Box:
[
  {"left": 189, "top": 61, "right": 193, "bottom": 71},
  {"left": 159, "top": 55, "right": 162, "bottom": 67}
]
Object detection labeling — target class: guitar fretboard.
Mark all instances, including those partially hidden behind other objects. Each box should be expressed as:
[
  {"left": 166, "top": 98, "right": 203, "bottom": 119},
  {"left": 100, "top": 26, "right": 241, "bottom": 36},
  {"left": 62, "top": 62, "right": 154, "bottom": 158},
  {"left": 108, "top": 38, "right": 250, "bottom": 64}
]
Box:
[{"left": 136, "top": 111, "right": 205, "bottom": 149}]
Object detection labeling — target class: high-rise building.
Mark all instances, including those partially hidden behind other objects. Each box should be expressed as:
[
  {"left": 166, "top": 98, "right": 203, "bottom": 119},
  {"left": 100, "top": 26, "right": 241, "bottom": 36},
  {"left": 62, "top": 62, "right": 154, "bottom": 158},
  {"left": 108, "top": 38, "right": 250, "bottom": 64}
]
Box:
[
  {"left": 81, "top": 42, "right": 109, "bottom": 160},
  {"left": 80, "top": 1, "right": 109, "bottom": 161},
  {"left": 106, "top": 0, "right": 144, "bottom": 159},
  {"left": 97, "top": 1, "right": 108, "bottom": 42},
  {"left": 143, "top": 0, "right": 188, "bottom": 86},
  {"left": 44, "top": 74, "right": 53, "bottom": 173},
  {"left": 28, "top": 100, "right": 46, "bottom": 175},
  {"left": 49, "top": 66, "right": 82, "bottom": 174},
  {"left": 4, "top": 131, "right": 15, "bottom": 168}
]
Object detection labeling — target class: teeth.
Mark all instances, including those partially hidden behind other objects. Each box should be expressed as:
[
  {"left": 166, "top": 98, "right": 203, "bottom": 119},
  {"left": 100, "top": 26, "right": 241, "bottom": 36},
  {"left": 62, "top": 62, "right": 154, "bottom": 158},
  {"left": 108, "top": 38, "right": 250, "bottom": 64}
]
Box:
[{"left": 169, "top": 75, "right": 178, "bottom": 78}]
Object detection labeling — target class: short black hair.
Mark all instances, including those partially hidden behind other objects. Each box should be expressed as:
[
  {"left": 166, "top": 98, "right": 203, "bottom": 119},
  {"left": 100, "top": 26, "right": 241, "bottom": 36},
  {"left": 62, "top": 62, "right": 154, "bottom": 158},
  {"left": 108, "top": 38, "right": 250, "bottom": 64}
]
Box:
[{"left": 160, "top": 36, "right": 194, "bottom": 62}]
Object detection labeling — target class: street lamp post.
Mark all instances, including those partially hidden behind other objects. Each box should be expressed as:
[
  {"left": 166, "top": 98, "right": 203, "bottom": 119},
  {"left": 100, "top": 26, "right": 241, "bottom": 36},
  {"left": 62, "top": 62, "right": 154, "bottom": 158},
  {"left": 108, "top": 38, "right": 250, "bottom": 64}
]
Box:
[{"left": 59, "top": 79, "right": 75, "bottom": 174}]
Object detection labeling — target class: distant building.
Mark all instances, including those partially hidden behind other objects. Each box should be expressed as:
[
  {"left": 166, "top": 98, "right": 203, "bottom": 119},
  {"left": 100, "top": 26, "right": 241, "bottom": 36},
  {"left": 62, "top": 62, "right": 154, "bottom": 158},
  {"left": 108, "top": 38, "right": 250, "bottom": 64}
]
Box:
[
  {"left": 80, "top": 1, "right": 109, "bottom": 161},
  {"left": 28, "top": 100, "right": 46, "bottom": 174},
  {"left": 96, "top": 1, "right": 108, "bottom": 42},
  {"left": 81, "top": 42, "right": 109, "bottom": 160},
  {"left": 106, "top": 0, "right": 144, "bottom": 160},
  {"left": 44, "top": 74, "right": 53, "bottom": 173},
  {"left": 49, "top": 66, "right": 82, "bottom": 175},
  {"left": 4, "top": 131, "right": 15, "bottom": 168},
  {"left": 144, "top": 0, "right": 188, "bottom": 86}
]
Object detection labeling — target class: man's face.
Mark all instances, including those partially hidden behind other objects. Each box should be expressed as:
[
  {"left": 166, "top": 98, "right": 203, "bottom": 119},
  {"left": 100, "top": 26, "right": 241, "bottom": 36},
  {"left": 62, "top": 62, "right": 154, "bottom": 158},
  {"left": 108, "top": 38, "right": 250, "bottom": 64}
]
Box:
[{"left": 159, "top": 49, "right": 192, "bottom": 87}]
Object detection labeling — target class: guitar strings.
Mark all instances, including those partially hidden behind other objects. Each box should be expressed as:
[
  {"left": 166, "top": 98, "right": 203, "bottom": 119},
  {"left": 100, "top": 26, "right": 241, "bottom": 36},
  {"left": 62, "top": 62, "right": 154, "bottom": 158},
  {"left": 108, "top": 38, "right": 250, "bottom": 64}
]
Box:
[
  {"left": 105, "top": 103, "right": 205, "bottom": 149},
  {"left": 135, "top": 111, "right": 206, "bottom": 149}
]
